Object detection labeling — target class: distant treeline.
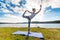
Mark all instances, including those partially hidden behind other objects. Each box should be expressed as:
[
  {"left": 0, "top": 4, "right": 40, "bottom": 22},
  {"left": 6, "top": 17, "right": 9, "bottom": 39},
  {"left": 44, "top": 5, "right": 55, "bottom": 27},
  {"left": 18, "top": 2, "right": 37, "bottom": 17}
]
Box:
[
  {"left": 32, "top": 20, "right": 60, "bottom": 23},
  {"left": 0, "top": 20, "right": 60, "bottom": 24}
]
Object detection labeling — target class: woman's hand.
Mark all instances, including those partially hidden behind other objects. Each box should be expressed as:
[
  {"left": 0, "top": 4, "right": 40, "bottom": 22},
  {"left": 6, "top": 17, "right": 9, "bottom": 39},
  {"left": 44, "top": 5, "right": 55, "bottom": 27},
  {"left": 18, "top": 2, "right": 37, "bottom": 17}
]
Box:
[
  {"left": 25, "top": 10, "right": 28, "bottom": 12},
  {"left": 26, "top": 10, "right": 28, "bottom": 11},
  {"left": 40, "top": 4, "right": 42, "bottom": 7}
]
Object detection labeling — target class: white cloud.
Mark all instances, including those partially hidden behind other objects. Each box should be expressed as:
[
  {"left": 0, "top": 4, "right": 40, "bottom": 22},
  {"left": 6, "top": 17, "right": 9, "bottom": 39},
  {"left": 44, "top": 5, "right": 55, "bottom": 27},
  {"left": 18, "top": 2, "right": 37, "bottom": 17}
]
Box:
[
  {"left": 11, "top": 6, "right": 25, "bottom": 13},
  {"left": 0, "top": 0, "right": 48, "bottom": 22},
  {"left": 1, "top": 13, "right": 27, "bottom": 22},
  {"left": 5, "top": 0, "right": 11, "bottom": 4},
  {"left": 45, "top": 0, "right": 60, "bottom": 8},
  {"left": 0, "top": 0, "right": 60, "bottom": 22},
  {"left": 51, "top": 0, "right": 60, "bottom": 8},
  {"left": 1, "top": 2, "right": 7, "bottom": 8},
  {"left": 25, "top": 0, "right": 41, "bottom": 10},
  {"left": 0, "top": 13, "right": 27, "bottom": 23},
  {"left": 1, "top": 8, "right": 10, "bottom": 13},
  {"left": 11, "top": 0, "right": 20, "bottom": 5}
]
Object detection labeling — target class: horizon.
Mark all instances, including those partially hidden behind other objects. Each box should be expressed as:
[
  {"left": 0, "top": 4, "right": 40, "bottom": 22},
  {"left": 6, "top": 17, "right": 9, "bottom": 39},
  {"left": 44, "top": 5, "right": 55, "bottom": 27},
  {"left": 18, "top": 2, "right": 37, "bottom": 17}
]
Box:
[{"left": 0, "top": 20, "right": 60, "bottom": 23}]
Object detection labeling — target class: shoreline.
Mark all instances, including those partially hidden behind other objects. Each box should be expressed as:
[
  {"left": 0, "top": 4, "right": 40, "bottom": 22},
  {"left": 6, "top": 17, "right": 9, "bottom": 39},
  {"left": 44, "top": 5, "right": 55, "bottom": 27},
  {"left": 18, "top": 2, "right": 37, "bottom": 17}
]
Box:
[{"left": 0, "top": 27, "right": 60, "bottom": 28}]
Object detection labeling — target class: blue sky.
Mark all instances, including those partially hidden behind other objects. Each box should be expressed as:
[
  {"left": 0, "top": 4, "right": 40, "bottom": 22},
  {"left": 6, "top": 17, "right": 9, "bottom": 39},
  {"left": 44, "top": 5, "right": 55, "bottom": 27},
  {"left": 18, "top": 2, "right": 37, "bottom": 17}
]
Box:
[
  {"left": 0, "top": 0, "right": 60, "bottom": 22},
  {"left": 42, "top": 6, "right": 60, "bottom": 21}
]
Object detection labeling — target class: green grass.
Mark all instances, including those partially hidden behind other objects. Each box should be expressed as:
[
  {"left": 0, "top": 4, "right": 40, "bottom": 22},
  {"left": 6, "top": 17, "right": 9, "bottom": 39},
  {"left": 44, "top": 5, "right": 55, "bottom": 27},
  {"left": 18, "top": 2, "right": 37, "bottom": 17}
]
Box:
[{"left": 0, "top": 27, "right": 60, "bottom": 40}]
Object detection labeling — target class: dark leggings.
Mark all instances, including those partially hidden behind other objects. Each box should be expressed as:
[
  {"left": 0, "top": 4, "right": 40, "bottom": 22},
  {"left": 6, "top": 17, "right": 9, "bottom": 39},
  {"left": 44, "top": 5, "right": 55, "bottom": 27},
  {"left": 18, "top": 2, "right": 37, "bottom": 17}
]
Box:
[{"left": 22, "top": 14, "right": 30, "bottom": 20}]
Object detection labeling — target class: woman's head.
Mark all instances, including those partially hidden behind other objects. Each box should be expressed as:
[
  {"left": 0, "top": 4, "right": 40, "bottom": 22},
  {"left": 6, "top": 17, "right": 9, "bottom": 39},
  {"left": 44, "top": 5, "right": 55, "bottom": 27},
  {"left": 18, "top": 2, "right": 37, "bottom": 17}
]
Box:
[{"left": 32, "top": 8, "right": 36, "bottom": 12}]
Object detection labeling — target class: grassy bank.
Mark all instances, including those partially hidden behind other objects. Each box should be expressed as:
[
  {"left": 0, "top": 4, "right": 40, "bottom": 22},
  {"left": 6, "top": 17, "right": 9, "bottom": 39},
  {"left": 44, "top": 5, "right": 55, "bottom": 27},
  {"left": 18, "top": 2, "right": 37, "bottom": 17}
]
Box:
[{"left": 0, "top": 27, "right": 60, "bottom": 40}]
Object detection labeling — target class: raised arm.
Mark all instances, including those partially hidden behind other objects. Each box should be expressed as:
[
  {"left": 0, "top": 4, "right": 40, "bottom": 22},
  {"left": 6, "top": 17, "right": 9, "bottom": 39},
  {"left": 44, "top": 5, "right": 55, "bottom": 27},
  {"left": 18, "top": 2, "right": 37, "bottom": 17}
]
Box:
[{"left": 36, "top": 5, "right": 42, "bottom": 14}]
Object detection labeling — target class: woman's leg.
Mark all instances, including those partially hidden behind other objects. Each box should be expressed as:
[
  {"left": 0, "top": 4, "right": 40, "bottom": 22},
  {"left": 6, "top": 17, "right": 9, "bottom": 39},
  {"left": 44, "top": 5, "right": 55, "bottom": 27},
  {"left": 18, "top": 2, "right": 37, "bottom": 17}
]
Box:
[{"left": 22, "top": 13, "right": 30, "bottom": 20}]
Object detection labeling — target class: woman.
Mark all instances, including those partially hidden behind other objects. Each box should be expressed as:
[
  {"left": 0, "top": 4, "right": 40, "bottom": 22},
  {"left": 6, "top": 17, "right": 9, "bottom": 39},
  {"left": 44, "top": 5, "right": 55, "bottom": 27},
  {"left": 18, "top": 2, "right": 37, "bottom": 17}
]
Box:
[{"left": 22, "top": 5, "right": 42, "bottom": 20}]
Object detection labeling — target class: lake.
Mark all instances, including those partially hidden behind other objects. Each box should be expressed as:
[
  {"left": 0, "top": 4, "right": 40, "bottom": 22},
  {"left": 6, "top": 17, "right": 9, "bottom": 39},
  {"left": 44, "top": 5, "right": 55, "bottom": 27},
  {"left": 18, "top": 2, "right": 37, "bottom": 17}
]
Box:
[{"left": 0, "top": 23, "right": 60, "bottom": 28}]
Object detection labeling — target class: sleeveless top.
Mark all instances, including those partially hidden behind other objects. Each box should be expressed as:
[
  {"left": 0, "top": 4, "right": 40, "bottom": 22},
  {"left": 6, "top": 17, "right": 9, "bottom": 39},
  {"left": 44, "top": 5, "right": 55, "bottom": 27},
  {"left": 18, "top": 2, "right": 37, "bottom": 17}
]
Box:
[{"left": 29, "top": 13, "right": 37, "bottom": 19}]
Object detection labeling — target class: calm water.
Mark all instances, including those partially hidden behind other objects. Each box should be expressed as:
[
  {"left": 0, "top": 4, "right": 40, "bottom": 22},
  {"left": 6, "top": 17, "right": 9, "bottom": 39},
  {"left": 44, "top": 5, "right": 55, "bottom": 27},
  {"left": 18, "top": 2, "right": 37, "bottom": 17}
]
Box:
[{"left": 0, "top": 23, "right": 60, "bottom": 28}]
